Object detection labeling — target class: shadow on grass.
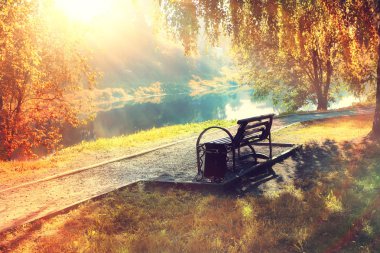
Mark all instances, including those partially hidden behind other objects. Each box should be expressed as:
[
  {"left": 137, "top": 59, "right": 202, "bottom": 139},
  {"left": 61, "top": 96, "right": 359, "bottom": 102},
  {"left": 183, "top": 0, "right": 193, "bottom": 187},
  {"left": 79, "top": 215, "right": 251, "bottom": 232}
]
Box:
[
  {"left": 288, "top": 139, "right": 380, "bottom": 252},
  {"left": 292, "top": 139, "right": 344, "bottom": 190},
  {"left": 3, "top": 139, "right": 380, "bottom": 253},
  {"left": 232, "top": 138, "right": 380, "bottom": 252},
  {"left": 233, "top": 139, "right": 344, "bottom": 195},
  {"left": 0, "top": 207, "right": 48, "bottom": 253}
]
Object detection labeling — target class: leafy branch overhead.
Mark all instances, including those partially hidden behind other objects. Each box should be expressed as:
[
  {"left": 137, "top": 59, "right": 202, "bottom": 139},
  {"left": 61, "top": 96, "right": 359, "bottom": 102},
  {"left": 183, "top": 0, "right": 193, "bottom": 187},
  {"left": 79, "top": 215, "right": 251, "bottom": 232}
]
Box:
[
  {"left": 161, "top": 0, "right": 376, "bottom": 111},
  {"left": 0, "top": 0, "right": 98, "bottom": 160}
]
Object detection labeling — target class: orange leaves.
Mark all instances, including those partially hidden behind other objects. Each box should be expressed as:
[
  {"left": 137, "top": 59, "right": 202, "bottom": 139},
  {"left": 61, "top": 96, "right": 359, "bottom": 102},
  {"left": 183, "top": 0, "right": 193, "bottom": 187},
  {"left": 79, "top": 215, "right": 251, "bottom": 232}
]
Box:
[
  {"left": 0, "top": 0, "right": 97, "bottom": 160},
  {"left": 160, "top": 0, "right": 377, "bottom": 111}
]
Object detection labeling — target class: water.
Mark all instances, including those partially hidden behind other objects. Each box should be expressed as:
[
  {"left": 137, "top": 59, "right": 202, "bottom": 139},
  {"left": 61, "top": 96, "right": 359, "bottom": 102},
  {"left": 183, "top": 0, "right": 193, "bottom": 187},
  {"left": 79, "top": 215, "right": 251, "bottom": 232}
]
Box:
[
  {"left": 62, "top": 86, "right": 358, "bottom": 146},
  {"left": 62, "top": 87, "right": 279, "bottom": 145}
]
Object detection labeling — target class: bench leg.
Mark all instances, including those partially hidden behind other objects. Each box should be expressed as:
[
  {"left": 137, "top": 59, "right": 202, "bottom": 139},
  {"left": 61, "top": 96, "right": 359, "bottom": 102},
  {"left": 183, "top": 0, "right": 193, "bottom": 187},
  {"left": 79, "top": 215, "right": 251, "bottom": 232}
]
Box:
[
  {"left": 196, "top": 145, "right": 206, "bottom": 177},
  {"left": 232, "top": 148, "right": 236, "bottom": 171},
  {"left": 269, "top": 132, "right": 272, "bottom": 159},
  {"left": 248, "top": 144, "right": 271, "bottom": 161}
]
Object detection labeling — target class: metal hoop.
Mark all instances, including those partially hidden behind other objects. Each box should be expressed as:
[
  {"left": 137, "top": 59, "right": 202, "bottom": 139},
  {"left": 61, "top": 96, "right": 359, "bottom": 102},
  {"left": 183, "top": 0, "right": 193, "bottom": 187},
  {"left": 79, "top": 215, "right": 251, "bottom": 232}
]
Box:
[{"left": 195, "top": 126, "right": 235, "bottom": 176}]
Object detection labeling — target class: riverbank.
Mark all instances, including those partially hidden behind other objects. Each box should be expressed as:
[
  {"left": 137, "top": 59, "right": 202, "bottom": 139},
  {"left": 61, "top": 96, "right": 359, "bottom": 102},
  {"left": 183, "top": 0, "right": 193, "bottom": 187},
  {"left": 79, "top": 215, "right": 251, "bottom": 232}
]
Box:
[
  {"left": 1, "top": 113, "right": 379, "bottom": 252},
  {"left": 0, "top": 106, "right": 374, "bottom": 190},
  {"left": 0, "top": 120, "right": 235, "bottom": 190}
]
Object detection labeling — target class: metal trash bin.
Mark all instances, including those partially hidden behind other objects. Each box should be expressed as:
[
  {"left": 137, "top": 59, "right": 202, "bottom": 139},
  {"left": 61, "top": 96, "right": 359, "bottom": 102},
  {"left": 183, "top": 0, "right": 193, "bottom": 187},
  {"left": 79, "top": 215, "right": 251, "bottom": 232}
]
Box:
[{"left": 203, "top": 143, "right": 228, "bottom": 180}]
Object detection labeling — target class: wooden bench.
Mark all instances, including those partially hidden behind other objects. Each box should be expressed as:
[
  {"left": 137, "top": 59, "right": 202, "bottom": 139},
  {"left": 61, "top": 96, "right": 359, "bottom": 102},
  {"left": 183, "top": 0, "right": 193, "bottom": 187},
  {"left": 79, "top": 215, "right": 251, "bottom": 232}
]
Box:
[{"left": 196, "top": 114, "right": 274, "bottom": 177}]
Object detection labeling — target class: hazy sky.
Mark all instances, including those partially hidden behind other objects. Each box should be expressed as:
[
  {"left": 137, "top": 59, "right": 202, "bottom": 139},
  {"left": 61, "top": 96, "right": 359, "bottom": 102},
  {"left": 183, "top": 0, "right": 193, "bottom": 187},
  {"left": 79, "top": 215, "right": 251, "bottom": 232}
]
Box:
[
  {"left": 60, "top": 0, "right": 236, "bottom": 90},
  {"left": 51, "top": 0, "right": 242, "bottom": 114}
]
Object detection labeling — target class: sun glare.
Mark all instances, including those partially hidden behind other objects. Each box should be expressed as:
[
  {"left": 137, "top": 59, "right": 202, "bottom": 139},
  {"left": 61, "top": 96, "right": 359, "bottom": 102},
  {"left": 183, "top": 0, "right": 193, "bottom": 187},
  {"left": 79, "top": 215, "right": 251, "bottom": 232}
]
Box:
[{"left": 54, "top": 0, "right": 111, "bottom": 23}]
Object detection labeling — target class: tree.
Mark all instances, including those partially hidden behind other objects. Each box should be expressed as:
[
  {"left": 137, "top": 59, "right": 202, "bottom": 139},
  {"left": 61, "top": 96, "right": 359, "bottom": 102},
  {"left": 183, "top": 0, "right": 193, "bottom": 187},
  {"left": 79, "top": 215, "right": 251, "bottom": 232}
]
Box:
[
  {"left": 336, "top": 0, "right": 380, "bottom": 137},
  {"left": 373, "top": 1, "right": 380, "bottom": 137},
  {"left": 232, "top": 0, "right": 346, "bottom": 111},
  {"left": 160, "top": 0, "right": 374, "bottom": 111},
  {"left": 0, "top": 0, "right": 96, "bottom": 160}
]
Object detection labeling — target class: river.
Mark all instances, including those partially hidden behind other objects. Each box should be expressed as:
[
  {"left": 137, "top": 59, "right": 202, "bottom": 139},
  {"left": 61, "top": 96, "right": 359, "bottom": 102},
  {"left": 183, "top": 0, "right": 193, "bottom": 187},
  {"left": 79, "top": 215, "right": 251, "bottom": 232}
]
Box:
[{"left": 62, "top": 86, "right": 356, "bottom": 146}]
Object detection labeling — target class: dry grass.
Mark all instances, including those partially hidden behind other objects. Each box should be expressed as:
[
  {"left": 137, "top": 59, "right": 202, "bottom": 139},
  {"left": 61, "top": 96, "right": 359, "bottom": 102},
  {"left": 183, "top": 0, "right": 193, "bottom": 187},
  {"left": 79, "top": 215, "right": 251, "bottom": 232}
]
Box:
[
  {"left": 1, "top": 114, "right": 372, "bottom": 189},
  {"left": 0, "top": 119, "right": 235, "bottom": 189},
  {"left": 2, "top": 114, "right": 380, "bottom": 253},
  {"left": 274, "top": 114, "right": 373, "bottom": 143}
]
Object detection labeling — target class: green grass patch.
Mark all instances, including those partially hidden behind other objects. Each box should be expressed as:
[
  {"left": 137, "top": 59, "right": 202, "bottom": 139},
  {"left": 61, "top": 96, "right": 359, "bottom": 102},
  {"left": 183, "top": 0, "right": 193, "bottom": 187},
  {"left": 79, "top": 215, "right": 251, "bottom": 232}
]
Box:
[
  {"left": 0, "top": 119, "right": 235, "bottom": 188},
  {"left": 274, "top": 114, "right": 372, "bottom": 144},
  {"left": 2, "top": 114, "right": 380, "bottom": 252}
]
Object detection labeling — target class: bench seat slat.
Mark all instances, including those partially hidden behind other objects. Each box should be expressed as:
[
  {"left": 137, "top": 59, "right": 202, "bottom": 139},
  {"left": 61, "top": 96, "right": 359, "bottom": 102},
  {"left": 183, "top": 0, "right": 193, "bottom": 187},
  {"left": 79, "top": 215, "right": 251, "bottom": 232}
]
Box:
[
  {"left": 201, "top": 114, "right": 273, "bottom": 161},
  {"left": 209, "top": 137, "right": 232, "bottom": 145},
  {"left": 240, "top": 135, "right": 262, "bottom": 144},
  {"left": 244, "top": 127, "right": 266, "bottom": 136},
  {"left": 244, "top": 121, "right": 268, "bottom": 130},
  {"left": 196, "top": 114, "right": 274, "bottom": 175}
]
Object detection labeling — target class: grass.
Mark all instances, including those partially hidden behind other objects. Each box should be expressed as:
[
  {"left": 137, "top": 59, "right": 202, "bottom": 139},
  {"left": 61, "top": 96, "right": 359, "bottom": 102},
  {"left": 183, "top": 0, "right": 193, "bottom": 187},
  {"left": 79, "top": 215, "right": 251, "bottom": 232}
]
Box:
[
  {"left": 273, "top": 114, "right": 372, "bottom": 143},
  {"left": 276, "top": 102, "right": 374, "bottom": 118},
  {"left": 1, "top": 114, "right": 380, "bottom": 252},
  {"left": 0, "top": 119, "right": 235, "bottom": 189}
]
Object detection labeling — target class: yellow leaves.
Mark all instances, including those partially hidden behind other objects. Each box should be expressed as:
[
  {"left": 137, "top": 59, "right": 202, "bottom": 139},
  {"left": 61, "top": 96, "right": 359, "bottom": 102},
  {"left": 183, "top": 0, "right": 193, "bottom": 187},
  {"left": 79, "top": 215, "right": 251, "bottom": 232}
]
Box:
[{"left": 0, "top": 0, "right": 98, "bottom": 160}]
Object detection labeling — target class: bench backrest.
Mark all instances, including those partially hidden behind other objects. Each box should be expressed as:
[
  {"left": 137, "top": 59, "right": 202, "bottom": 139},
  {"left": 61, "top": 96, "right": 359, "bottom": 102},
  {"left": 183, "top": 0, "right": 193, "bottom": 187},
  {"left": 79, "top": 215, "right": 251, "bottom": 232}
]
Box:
[{"left": 232, "top": 114, "right": 274, "bottom": 146}]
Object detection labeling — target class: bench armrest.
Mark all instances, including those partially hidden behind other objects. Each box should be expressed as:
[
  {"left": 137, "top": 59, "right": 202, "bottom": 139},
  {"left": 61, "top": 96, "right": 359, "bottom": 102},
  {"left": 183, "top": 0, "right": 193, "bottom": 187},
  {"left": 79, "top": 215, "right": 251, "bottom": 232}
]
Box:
[
  {"left": 196, "top": 126, "right": 235, "bottom": 175},
  {"left": 196, "top": 126, "right": 234, "bottom": 149}
]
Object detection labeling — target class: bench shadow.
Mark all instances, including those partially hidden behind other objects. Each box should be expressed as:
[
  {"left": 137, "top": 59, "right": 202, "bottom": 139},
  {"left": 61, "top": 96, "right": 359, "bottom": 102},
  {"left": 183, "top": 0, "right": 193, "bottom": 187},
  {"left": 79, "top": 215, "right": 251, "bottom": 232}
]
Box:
[
  {"left": 140, "top": 138, "right": 364, "bottom": 250},
  {"left": 224, "top": 163, "right": 277, "bottom": 195},
  {"left": 297, "top": 138, "right": 380, "bottom": 252},
  {"left": 3, "top": 138, "right": 378, "bottom": 252},
  {"left": 291, "top": 139, "right": 343, "bottom": 190},
  {"left": 236, "top": 139, "right": 353, "bottom": 190}
]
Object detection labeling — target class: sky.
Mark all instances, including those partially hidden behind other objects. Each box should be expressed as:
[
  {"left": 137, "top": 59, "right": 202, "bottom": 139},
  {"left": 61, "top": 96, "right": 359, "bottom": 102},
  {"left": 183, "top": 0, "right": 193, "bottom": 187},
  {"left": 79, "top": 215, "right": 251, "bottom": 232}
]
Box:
[
  {"left": 51, "top": 0, "right": 359, "bottom": 113},
  {"left": 50, "top": 0, "right": 245, "bottom": 114},
  {"left": 53, "top": 0, "right": 237, "bottom": 90}
]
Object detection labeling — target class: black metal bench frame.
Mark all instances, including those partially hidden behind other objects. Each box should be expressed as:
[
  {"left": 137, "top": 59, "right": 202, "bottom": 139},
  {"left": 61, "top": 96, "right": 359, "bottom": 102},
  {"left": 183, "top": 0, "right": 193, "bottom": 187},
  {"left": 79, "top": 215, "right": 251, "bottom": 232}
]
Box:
[{"left": 196, "top": 114, "right": 274, "bottom": 177}]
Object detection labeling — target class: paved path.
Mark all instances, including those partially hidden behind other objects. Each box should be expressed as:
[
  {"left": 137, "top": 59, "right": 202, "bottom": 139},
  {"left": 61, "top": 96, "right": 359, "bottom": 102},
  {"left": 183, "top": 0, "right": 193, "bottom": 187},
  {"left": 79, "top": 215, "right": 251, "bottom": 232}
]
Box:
[{"left": 0, "top": 107, "right": 374, "bottom": 233}]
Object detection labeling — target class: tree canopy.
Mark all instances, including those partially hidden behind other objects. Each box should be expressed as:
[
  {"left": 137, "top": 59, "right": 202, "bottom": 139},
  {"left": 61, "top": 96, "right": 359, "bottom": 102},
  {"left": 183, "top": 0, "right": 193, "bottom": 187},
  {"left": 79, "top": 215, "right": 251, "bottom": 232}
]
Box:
[
  {"left": 161, "top": 0, "right": 380, "bottom": 138},
  {"left": 336, "top": 0, "right": 380, "bottom": 136},
  {"left": 0, "top": 0, "right": 96, "bottom": 160},
  {"left": 161, "top": 0, "right": 376, "bottom": 111}
]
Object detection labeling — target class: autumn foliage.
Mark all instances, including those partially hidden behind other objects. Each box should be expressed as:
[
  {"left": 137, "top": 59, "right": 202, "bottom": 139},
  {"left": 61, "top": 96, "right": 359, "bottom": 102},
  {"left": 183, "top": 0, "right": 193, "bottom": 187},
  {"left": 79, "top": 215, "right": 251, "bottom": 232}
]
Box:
[
  {"left": 162, "top": 0, "right": 376, "bottom": 111},
  {"left": 160, "top": 0, "right": 380, "bottom": 137},
  {"left": 2, "top": 0, "right": 380, "bottom": 162},
  {"left": 0, "top": 0, "right": 96, "bottom": 160}
]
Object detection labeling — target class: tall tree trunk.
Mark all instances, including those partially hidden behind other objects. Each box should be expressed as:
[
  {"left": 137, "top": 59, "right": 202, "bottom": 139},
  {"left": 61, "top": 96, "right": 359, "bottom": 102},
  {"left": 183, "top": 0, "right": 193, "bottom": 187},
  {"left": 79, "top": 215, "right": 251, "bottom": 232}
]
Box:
[
  {"left": 372, "top": 37, "right": 380, "bottom": 137},
  {"left": 372, "top": 9, "right": 380, "bottom": 138},
  {"left": 317, "top": 95, "right": 328, "bottom": 111},
  {"left": 311, "top": 49, "right": 329, "bottom": 111},
  {"left": 311, "top": 49, "right": 325, "bottom": 110},
  {"left": 324, "top": 59, "right": 332, "bottom": 99},
  {"left": 0, "top": 94, "right": 3, "bottom": 160},
  {"left": 317, "top": 59, "right": 332, "bottom": 111}
]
